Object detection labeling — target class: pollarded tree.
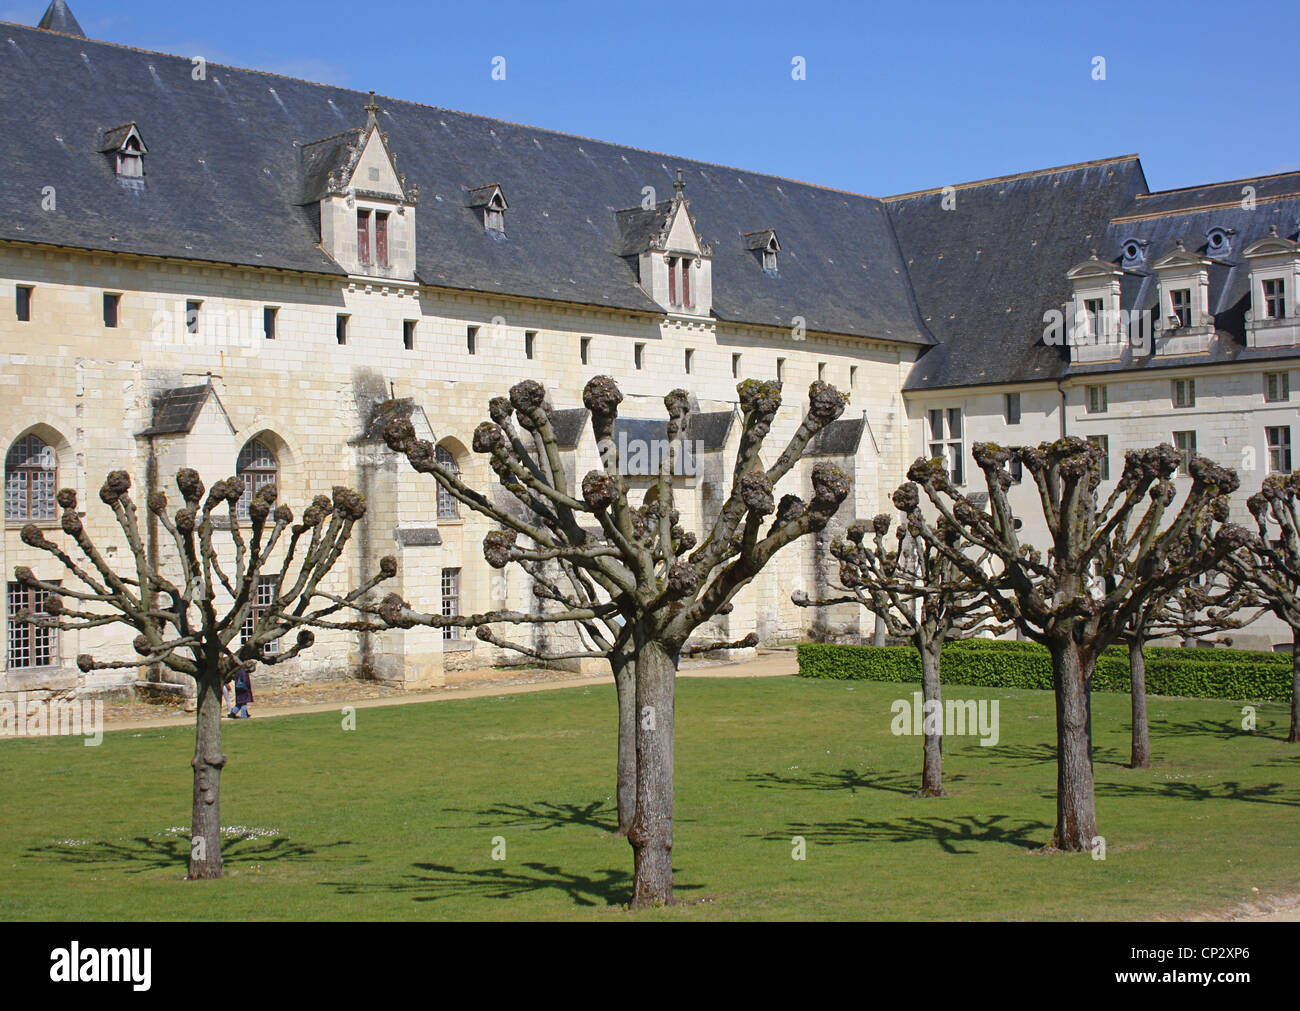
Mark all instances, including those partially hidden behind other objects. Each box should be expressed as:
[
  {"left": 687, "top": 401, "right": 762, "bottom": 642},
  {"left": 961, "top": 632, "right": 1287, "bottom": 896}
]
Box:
[
  {"left": 896, "top": 439, "right": 1244, "bottom": 850},
  {"left": 793, "top": 512, "right": 1005, "bottom": 796},
  {"left": 13, "top": 470, "right": 394, "bottom": 878},
  {"left": 1235, "top": 472, "right": 1300, "bottom": 741},
  {"left": 1117, "top": 564, "right": 1260, "bottom": 768},
  {"left": 378, "top": 376, "right": 851, "bottom": 908}
]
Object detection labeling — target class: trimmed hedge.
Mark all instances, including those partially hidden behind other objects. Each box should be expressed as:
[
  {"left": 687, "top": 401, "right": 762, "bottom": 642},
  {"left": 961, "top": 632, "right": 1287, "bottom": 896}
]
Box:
[{"left": 797, "top": 639, "right": 1294, "bottom": 702}]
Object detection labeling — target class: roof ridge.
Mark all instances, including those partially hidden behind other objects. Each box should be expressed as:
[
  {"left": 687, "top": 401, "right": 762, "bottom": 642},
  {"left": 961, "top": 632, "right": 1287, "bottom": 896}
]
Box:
[
  {"left": 1137, "top": 167, "right": 1300, "bottom": 199},
  {"left": 882, "top": 154, "right": 1141, "bottom": 202},
  {"left": 0, "top": 20, "right": 886, "bottom": 204}
]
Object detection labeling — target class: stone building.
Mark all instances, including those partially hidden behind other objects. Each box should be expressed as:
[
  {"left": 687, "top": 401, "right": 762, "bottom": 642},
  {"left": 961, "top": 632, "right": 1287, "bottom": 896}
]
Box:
[{"left": 2, "top": 4, "right": 1296, "bottom": 699}]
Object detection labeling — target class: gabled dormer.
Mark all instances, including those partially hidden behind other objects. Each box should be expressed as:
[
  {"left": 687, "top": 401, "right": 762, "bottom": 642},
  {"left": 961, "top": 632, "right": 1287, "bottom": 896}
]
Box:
[
  {"left": 299, "top": 92, "right": 419, "bottom": 281},
  {"left": 1064, "top": 252, "right": 1124, "bottom": 362},
  {"left": 99, "top": 123, "right": 147, "bottom": 188},
  {"left": 1150, "top": 238, "right": 1213, "bottom": 354},
  {"left": 614, "top": 169, "right": 713, "bottom": 318},
  {"left": 1243, "top": 225, "right": 1300, "bottom": 348},
  {"left": 744, "top": 229, "right": 781, "bottom": 275},
  {"left": 468, "top": 184, "right": 508, "bottom": 236}
]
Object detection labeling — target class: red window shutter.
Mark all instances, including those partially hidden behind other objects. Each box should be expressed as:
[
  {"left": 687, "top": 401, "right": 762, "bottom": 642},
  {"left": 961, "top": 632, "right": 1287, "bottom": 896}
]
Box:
[
  {"left": 376, "top": 212, "right": 389, "bottom": 267},
  {"left": 357, "top": 210, "right": 371, "bottom": 266},
  {"left": 667, "top": 257, "right": 677, "bottom": 306},
  {"left": 681, "top": 259, "right": 691, "bottom": 307}
]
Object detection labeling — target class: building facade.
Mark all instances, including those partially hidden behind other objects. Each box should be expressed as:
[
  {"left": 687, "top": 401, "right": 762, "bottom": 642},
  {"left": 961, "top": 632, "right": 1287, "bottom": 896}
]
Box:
[{"left": 2, "top": 4, "right": 1296, "bottom": 699}]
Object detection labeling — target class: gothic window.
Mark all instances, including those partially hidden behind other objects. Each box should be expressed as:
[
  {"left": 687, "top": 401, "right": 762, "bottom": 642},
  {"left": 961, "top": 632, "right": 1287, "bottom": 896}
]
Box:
[
  {"left": 236, "top": 438, "right": 278, "bottom": 520},
  {"left": 437, "top": 445, "right": 460, "bottom": 520},
  {"left": 5, "top": 433, "right": 56, "bottom": 522}
]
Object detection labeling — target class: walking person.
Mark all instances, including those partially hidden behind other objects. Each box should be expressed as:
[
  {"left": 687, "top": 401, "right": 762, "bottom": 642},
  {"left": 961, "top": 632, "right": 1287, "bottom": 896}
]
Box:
[{"left": 230, "top": 664, "right": 254, "bottom": 719}]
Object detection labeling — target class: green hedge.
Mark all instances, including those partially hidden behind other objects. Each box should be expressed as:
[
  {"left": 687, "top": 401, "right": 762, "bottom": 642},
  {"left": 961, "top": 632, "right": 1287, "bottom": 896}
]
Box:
[{"left": 797, "top": 639, "right": 1293, "bottom": 702}]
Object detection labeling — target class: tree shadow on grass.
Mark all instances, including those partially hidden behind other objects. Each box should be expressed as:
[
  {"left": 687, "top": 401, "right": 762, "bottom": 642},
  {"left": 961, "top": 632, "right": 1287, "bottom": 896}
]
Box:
[
  {"left": 325, "top": 860, "right": 703, "bottom": 909},
  {"left": 25, "top": 833, "right": 350, "bottom": 875},
  {"left": 1101, "top": 778, "right": 1300, "bottom": 808},
  {"left": 1150, "top": 717, "right": 1290, "bottom": 743},
  {"left": 977, "top": 742, "right": 1128, "bottom": 769},
  {"left": 760, "top": 813, "right": 1051, "bottom": 855},
  {"left": 742, "top": 767, "right": 966, "bottom": 796},
  {"left": 446, "top": 800, "right": 618, "bottom": 833}
]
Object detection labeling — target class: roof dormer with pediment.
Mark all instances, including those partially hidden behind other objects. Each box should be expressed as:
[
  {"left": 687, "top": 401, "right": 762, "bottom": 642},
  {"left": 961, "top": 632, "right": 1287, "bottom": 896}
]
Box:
[
  {"left": 301, "top": 93, "right": 419, "bottom": 283},
  {"left": 616, "top": 169, "right": 713, "bottom": 319}
]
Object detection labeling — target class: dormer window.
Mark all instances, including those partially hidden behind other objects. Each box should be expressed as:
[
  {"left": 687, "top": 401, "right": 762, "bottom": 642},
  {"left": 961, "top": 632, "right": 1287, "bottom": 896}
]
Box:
[
  {"left": 1120, "top": 237, "right": 1148, "bottom": 270},
  {"left": 744, "top": 229, "right": 782, "bottom": 275},
  {"left": 1150, "top": 239, "right": 1212, "bottom": 351},
  {"left": 376, "top": 211, "right": 390, "bottom": 267},
  {"left": 1205, "top": 227, "right": 1235, "bottom": 259},
  {"left": 299, "top": 95, "right": 419, "bottom": 281},
  {"left": 357, "top": 210, "right": 372, "bottom": 267},
  {"left": 1169, "top": 288, "right": 1191, "bottom": 328},
  {"left": 667, "top": 256, "right": 693, "bottom": 309},
  {"left": 1264, "top": 278, "right": 1288, "bottom": 319},
  {"left": 468, "top": 184, "right": 508, "bottom": 235},
  {"left": 99, "top": 123, "right": 148, "bottom": 186}
]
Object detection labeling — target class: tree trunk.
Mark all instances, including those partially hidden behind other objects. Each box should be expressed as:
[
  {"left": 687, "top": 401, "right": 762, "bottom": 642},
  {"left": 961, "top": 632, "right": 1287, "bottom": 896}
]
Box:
[
  {"left": 611, "top": 653, "right": 636, "bottom": 836},
  {"left": 873, "top": 614, "right": 887, "bottom": 647},
  {"left": 1290, "top": 630, "right": 1300, "bottom": 744},
  {"left": 627, "top": 639, "right": 677, "bottom": 909},
  {"left": 188, "top": 671, "right": 226, "bottom": 879},
  {"left": 1049, "top": 638, "right": 1099, "bottom": 851},
  {"left": 918, "top": 638, "right": 945, "bottom": 797},
  {"left": 1128, "top": 637, "right": 1151, "bottom": 768}
]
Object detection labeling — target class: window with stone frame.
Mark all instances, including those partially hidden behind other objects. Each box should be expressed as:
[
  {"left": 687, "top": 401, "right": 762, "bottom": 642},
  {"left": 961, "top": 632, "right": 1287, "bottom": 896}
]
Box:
[
  {"left": 436, "top": 445, "right": 460, "bottom": 520},
  {"left": 1086, "top": 385, "right": 1108, "bottom": 414},
  {"left": 375, "top": 211, "right": 390, "bottom": 268},
  {"left": 1086, "top": 434, "right": 1110, "bottom": 480},
  {"left": 239, "top": 574, "right": 280, "bottom": 656},
  {"left": 1172, "top": 378, "right": 1196, "bottom": 409},
  {"left": 7, "top": 580, "right": 58, "bottom": 669},
  {"left": 1084, "top": 298, "right": 1105, "bottom": 338},
  {"left": 1263, "top": 277, "right": 1287, "bottom": 320},
  {"left": 928, "top": 407, "right": 964, "bottom": 486},
  {"left": 441, "top": 568, "right": 461, "bottom": 640},
  {"left": 1173, "top": 430, "right": 1197, "bottom": 475},
  {"left": 1266, "top": 371, "right": 1290, "bottom": 403},
  {"left": 5, "top": 433, "right": 56, "bottom": 522},
  {"left": 667, "top": 256, "right": 693, "bottom": 309},
  {"left": 1169, "top": 288, "right": 1192, "bottom": 327},
  {"left": 235, "top": 438, "right": 278, "bottom": 521},
  {"left": 1005, "top": 392, "right": 1021, "bottom": 425},
  {"left": 357, "top": 210, "right": 372, "bottom": 267},
  {"left": 1267, "top": 426, "right": 1292, "bottom": 474}
]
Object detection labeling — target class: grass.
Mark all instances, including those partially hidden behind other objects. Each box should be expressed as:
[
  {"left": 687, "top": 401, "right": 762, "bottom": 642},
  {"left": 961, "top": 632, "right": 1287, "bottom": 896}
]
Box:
[{"left": 1, "top": 676, "right": 1297, "bottom": 920}]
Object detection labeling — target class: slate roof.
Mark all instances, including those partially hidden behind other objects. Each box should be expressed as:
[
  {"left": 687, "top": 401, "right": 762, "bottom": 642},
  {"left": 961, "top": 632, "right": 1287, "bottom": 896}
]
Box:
[
  {"left": 139, "top": 384, "right": 212, "bottom": 436},
  {"left": 547, "top": 408, "right": 589, "bottom": 450},
  {"left": 299, "top": 128, "right": 365, "bottom": 204},
  {"left": 807, "top": 416, "right": 865, "bottom": 456},
  {"left": 0, "top": 20, "right": 930, "bottom": 344},
  {"left": 888, "top": 156, "right": 1149, "bottom": 390}
]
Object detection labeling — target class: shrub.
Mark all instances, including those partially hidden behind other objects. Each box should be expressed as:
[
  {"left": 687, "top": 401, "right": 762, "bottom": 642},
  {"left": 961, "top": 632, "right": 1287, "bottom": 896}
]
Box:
[{"left": 797, "top": 640, "right": 1292, "bottom": 702}]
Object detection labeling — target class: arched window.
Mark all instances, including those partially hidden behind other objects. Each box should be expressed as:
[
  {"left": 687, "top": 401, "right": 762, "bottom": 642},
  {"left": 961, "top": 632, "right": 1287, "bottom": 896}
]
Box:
[
  {"left": 436, "top": 445, "right": 460, "bottom": 520},
  {"left": 236, "top": 437, "right": 278, "bottom": 521},
  {"left": 5, "top": 434, "right": 56, "bottom": 521}
]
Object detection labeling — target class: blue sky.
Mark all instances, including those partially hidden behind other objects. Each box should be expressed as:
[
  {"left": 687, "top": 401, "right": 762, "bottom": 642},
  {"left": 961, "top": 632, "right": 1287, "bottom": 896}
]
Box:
[{"left": 8, "top": 0, "right": 1299, "bottom": 196}]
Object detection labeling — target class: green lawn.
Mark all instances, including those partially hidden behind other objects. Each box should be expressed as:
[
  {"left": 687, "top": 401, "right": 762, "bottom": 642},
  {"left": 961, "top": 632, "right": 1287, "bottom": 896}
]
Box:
[{"left": 1, "top": 676, "right": 1296, "bottom": 920}]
